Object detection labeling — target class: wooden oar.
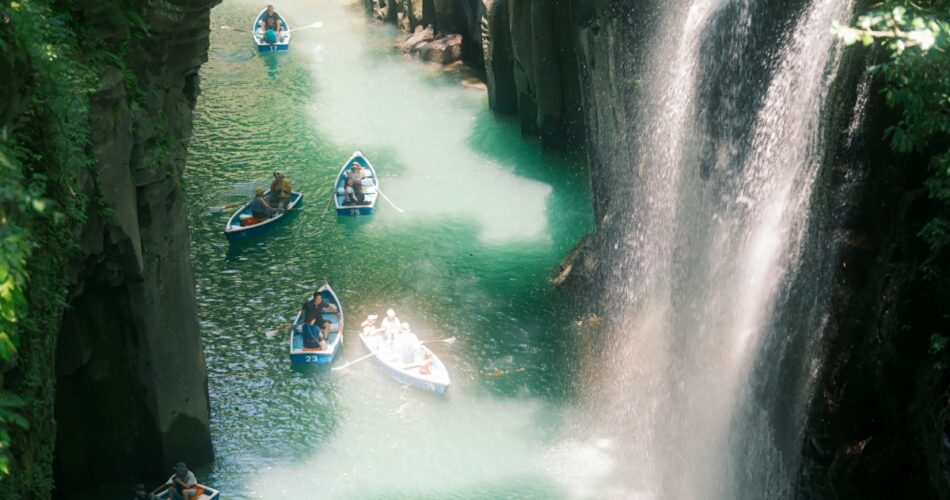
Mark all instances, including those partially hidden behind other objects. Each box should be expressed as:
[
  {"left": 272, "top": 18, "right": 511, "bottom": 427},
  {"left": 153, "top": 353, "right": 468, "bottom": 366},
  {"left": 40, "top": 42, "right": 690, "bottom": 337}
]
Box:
[
  {"left": 220, "top": 25, "right": 252, "bottom": 33},
  {"left": 376, "top": 188, "right": 405, "bottom": 213},
  {"left": 211, "top": 201, "right": 246, "bottom": 214},
  {"left": 289, "top": 21, "right": 323, "bottom": 32},
  {"left": 332, "top": 350, "right": 378, "bottom": 371},
  {"left": 421, "top": 336, "right": 456, "bottom": 345}
]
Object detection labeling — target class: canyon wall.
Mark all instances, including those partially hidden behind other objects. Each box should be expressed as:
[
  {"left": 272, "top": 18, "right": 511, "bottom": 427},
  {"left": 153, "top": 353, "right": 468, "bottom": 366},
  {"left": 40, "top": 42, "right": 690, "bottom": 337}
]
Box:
[{"left": 1, "top": 0, "right": 220, "bottom": 497}]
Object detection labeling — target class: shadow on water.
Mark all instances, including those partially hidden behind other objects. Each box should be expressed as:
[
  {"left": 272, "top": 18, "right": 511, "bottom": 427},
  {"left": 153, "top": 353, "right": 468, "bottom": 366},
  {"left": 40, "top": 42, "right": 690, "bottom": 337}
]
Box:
[{"left": 260, "top": 52, "right": 280, "bottom": 77}]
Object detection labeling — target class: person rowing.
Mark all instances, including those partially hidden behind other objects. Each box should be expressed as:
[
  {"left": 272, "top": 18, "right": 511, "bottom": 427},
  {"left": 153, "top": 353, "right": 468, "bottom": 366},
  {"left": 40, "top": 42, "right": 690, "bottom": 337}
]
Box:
[{"left": 259, "top": 4, "right": 284, "bottom": 44}]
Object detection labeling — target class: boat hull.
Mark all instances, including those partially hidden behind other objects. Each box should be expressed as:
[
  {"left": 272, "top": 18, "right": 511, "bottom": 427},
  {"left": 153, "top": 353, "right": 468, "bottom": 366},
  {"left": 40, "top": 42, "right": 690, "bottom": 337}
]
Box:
[
  {"left": 336, "top": 205, "right": 375, "bottom": 217},
  {"left": 358, "top": 333, "right": 450, "bottom": 395},
  {"left": 290, "top": 284, "right": 344, "bottom": 365},
  {"left": 156, "top": 484, "right": 220, "bottom": 500},
  {"left": 334, "top": 151, "right": 379, "bottom": 217},
  {"left": 224, "top": 191, "right": 302, "bottom": 242}
]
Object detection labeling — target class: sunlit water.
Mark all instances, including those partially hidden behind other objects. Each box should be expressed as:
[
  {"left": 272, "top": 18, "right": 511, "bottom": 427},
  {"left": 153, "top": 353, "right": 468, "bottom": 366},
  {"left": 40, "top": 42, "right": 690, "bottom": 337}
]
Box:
[{"left": 185, "top": 0, "right": 593, "bottom": 497}]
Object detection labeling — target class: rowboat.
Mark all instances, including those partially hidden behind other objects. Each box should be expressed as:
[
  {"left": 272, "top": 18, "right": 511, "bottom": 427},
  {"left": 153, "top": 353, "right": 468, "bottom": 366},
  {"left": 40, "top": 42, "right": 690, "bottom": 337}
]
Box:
[
  {"left": 289, "top": 283, "right": 344, "bottom": 365},
  {"left": 157, "top": 484, "right": 220, "bottom": 499},
  {"left": 358, "top": 332, "right": 451, "bottom": 395},
  {"left": 334, "top": 151, "right": 379, "bottom": 217},
  {"left": 253, "top": 6, "right": 290, "bottom": 52},
  {"left": 224, "top": 190, "right": 302, "bottom": 242}
]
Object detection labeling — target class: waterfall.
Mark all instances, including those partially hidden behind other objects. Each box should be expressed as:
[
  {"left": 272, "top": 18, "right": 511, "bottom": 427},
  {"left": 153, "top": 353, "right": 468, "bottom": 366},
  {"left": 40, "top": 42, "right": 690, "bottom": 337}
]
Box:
[{"left": 585, "top": 0, "right": 857, "bottom": 497}]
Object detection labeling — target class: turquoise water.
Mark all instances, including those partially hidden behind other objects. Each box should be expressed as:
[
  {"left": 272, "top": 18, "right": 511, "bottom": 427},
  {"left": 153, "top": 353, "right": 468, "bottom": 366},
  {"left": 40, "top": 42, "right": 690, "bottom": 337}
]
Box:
[{"left": 186, "top": 0, "right": 594, "bottom": 497}]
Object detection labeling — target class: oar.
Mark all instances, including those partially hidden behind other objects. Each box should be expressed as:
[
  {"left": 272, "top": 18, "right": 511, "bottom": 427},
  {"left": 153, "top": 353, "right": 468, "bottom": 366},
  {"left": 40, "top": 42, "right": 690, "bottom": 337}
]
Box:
[
  {"left": 220, "top": 25, "right": 252, "bottom": 33},
  {"left": 289, "top": 21, "right": 323, "bottom": 32},
  {"left": 211, "top": 201, "right": 246, "bottom": 214},
  {"left": 421, "top": 337, "right": 456, "bottom": 345},
  {"left": 332, "top": 350, "right": 378, "bottom": 371},
  {"left": 376, "top": 188, "right": 405, "bottom": 213}
]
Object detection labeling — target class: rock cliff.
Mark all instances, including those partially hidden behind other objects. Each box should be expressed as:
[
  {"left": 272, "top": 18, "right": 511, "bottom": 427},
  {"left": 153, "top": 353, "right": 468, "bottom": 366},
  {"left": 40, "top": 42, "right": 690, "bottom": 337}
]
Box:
[{"left": 0, "top": 0, "right": 219, "bottom": 497}]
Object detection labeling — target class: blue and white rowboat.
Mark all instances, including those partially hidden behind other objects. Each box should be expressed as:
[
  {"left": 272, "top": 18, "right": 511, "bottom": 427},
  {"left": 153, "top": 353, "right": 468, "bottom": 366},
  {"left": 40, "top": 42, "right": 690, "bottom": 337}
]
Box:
[
  {"left": 334, "top": 151, "right": 379, "bottom": 217},
  {"left": 289, "top": 283, "right": 344, "bottom": 365},
  {"left": 253, "top": 6, "right": 290, "bottom": 52},
  {"left": 224, "top": 190, "right": 302, "bottom": 242},
  {"left": 358, "top": 332, "right": 451, "bottom": 395},
  {"left": 157, "top": 484, "right": 220, "bottom": 500}
]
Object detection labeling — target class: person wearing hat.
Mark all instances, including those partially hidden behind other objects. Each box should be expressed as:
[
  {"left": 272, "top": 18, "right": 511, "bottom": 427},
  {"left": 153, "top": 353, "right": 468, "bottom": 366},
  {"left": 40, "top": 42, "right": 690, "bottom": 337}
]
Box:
[
  {"left": 268, "top": 171, "right": 292, "bottom": 210},
  {"left": 165, "top": 462, "right": 198, "bottom": 500},
  {"left": 132, "top": 483, "right": 158, "bottom": 500},
  {"left": 378, "top": 308, "right": 401, "bottom": 342},
  {"left": 345, "top": 164, "right": 366, "bottom": 205},
  {"left": 250, "top": 187, "right": 277, "bottom": 219}
]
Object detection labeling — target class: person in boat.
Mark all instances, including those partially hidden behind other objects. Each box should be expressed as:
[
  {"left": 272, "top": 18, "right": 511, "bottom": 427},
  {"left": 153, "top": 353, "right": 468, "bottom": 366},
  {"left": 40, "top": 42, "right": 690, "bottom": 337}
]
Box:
[
  {"left": 346, "top": 163, "right": 365, "bottom": 185},
  {"left": 268, "top": 171, "right": 292, "bottom": 209},
  {"left": 419, "top": 350, "right": 433, "bottom": 375},
  {"left": 251, "top": 187, "right": 278, "bottom": 219},
  {"left": 343, "top": 178, "right": 358, "bottom": 206},
  {"left": 301, "top": 291, "right": 337, "bottom": 347},
  {"left": 259, "top": 4, "right": 283, "bottom": 42},
  {"left": 395, "top": 322, "right": 420, "bottom": 364},
  {"left": 165, "top": 462, "right": 198, "bottom": 500},
  {"left": 361, "top": 314, "right": 379, "bottom": 336},
  {"left": 132, "top": 483, "right": 158, "bottom": 500},
  {"left": 378, "top": 308, "right": 401, "bottom": 341}
]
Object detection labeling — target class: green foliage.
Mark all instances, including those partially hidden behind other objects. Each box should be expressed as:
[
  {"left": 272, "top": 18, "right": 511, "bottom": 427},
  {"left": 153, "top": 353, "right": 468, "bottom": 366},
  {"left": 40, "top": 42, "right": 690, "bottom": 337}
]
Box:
[
  {"left": 834, "top": 1, "right": 950, "bottom": 252},
  {"left": 0, "top": 0, "right": 93, "bottom": 490},
  {"left": 0, "top": 392, "right": 28, "bottom": 475}
]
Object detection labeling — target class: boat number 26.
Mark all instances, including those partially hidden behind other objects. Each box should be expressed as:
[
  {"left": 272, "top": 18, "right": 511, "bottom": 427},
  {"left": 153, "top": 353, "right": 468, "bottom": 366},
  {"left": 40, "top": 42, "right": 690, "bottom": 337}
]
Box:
[{"left": 349, "top": 208, "right": 361, "bottom": 217}]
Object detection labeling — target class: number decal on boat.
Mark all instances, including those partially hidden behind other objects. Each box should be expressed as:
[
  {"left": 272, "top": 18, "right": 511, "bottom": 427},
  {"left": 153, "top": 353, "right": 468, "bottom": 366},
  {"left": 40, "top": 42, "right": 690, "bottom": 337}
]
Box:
[
  {"left": 306, "top": 355, "right": 318, "bottom": 363},
  {"left": 350, "top": 208, "right": 360, "bottom": 217}
]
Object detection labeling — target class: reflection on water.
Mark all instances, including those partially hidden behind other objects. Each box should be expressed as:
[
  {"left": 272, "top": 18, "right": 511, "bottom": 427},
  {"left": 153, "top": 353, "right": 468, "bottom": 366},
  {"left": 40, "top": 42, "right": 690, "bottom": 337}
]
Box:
[{"left": 187, "top": 0, "right": 593, "bottom": 497}]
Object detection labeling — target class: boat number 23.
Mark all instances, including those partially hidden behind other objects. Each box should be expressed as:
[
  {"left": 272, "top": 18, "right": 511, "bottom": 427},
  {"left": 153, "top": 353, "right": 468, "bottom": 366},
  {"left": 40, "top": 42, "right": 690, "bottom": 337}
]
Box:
[{"left": 305, "top": 355, "right": 320, "bottom": 363}]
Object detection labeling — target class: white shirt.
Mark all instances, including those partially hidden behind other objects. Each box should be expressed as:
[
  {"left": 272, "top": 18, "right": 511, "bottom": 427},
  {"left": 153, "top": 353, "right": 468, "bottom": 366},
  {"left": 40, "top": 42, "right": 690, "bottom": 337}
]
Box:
[
  {"left": 380, "top": 316, "right": 401, "bottom": 337},
  {"left": 346, "top": 169, "right": 365, "bottom": 185},
  {"left": 167, "top": 471, "right": 196, "bottom": 488}
]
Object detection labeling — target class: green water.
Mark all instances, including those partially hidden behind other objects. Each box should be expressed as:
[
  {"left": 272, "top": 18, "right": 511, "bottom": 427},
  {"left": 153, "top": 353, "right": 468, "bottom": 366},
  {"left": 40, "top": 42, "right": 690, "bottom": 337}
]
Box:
[{"left": 186, "top": 0, "right": 594, "bottom": 497}]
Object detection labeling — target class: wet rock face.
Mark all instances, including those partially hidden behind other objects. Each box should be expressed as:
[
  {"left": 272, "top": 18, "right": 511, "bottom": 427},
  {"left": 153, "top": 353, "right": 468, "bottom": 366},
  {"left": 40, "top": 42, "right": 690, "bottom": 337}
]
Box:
[{"left": 45, "top": 0, "right": 219, "bottom": 496}]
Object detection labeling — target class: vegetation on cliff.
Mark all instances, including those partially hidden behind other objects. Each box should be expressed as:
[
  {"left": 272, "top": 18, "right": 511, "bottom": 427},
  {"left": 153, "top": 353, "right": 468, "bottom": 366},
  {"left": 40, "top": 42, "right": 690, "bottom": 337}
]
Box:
[
  {"left": 836, "top": 0, "right": 949, "bottom": 352},
  {"left": 0, "top": 0, "right": 93, "bottom": 492}
]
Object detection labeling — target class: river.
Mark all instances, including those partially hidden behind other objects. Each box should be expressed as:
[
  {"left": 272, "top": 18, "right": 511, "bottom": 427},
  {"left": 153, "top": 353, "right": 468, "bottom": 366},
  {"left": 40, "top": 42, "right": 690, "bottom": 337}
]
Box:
[{"left": 185, "top": 0, "right": 594, "bottom": 497}]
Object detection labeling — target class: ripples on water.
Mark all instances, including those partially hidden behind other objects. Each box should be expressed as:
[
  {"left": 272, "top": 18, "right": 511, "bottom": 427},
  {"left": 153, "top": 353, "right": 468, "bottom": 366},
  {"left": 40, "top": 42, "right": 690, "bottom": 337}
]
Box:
[{"left": 186, "top": 0, "right": 593, "bottom": 497}]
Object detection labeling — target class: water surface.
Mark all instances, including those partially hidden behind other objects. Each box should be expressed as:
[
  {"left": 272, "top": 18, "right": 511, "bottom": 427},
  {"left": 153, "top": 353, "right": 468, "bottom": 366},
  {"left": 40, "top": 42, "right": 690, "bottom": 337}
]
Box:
[{"left": 186, "top": 0, "right": 594, "bottom": 497}]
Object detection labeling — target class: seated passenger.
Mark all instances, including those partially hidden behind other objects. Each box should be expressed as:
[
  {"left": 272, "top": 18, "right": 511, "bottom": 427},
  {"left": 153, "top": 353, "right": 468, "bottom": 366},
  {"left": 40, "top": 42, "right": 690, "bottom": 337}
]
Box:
[
  {"left": 250, "top": 188, "right": 277, "bottom": 218},
  {"left": 344, "top": 179, "right": 358, "bottom": 205},
  {"left": 378, "top": 308, "right": 400, "bottom": 342},
  {"left": 361, "top": 314, "right": 379, "bottom": 336},
  {"left": 301, "top": 291, "right": 337, "bottom": 348},
  {"left": 346, "top": 163, "right": 366, "bottom": 186},
  {"left": 269, "top": 171, "right": 292, "bottom": 209},
  {"left": 165, "top": 462, "right": 197, "bottom": 500},
  {"left": 395, "top": 323, "right": 420, "bottom": 364}
]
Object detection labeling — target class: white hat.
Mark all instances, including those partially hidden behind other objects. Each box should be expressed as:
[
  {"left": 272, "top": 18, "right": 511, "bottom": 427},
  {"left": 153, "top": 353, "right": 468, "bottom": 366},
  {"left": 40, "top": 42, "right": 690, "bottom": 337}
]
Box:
[
  {"left": 367, "top": 314, "right": 378, "bottom": 321},
  {"left": 401, "top": 323, "right": 410, "bottom": 331},
  {"left": 386, "top": 309, "right": 395, "bottom": 318}
]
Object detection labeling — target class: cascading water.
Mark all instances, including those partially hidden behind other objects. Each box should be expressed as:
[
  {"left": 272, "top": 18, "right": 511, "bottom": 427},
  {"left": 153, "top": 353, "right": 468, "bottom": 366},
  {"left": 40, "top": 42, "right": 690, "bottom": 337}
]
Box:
[{"left": 583, "top": 0, "right": 858, "bottom": 497}]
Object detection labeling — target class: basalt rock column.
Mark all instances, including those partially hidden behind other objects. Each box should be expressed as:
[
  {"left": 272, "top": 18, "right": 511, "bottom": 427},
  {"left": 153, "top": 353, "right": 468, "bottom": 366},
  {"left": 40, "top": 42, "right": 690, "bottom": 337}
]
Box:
[{"left": 49, "top": 0, "right": 220, "bottom": 495}]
